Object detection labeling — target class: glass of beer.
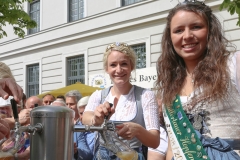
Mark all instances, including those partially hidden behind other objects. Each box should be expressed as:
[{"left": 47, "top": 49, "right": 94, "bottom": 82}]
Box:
[
  {"left": 0, "top": 151, "right": 14, "bottom": 160},
  {"left": 100, "top": 130, "right": 138, "bottom": 160}
]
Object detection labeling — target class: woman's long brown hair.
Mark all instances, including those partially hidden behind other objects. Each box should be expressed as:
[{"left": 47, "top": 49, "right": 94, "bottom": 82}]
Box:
[{"left": 155, "top": 3, "right": 236, "bottom": 106}]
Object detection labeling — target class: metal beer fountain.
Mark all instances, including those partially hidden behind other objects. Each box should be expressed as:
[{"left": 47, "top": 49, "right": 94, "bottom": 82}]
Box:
[{"left": 7, "top": 99, "right": 127, "bottom": 160}]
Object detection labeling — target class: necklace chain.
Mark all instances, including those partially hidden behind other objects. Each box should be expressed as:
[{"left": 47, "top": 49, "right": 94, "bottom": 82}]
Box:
[
  {"left": 186, "top": 70, "right": 194, "bottom": 83},
  {"left": 180, "top": 70, "right": 194, "bottom": 96}
]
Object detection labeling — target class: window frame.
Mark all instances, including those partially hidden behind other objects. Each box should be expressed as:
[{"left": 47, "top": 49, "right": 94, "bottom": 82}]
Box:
[
  {"left": 68, "top": 0, "right": 85, "bottom": 22},
  {"left": 62, "top": 50, "right": 88, "bottom": 86},
  {"left": 28, "top": 0, "right": 40, "bottom": 34},
  {"left": 131, "top": 43, "right": 146, "bottom": 69},
  {"left": 121, "top": 0, "right": 145, "bottom": 6},
  {"left": 26, "top": 63, "right": 40, "bottom": 97},
  {"left": 66, "top": 55, "right": 85, "bottom": 85}
]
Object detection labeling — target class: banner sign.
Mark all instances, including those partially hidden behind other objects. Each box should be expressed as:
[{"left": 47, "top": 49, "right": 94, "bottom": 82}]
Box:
[{"left": 89, "top": 67, "right": 157, "bottom": 89}]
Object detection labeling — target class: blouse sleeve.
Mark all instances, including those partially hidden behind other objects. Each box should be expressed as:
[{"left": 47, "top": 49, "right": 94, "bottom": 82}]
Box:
[
  {"left": 141, "top": 89, "right": 160, "bottom": 131},
  {"left": 229, "top": 51, "right": 240, "bottom": 94},
  {"left": 84, "top": 90, "right": 102, "bottom": 112},
  {"left": 236, "top": 51, "right": 240, "bottom": 94}
]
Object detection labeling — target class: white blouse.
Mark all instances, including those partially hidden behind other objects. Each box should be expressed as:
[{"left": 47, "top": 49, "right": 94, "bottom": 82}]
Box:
[
  {"left": 85, "top": 86, "right": 160, "bottom": 131},
  {"left": 179, "top": 51, "right": 240, "bottom": 139}
]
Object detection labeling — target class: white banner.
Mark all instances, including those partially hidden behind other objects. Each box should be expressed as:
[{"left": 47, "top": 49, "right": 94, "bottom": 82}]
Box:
[{"left": 89, "top": 67, "right": 157, "bottom": 89}]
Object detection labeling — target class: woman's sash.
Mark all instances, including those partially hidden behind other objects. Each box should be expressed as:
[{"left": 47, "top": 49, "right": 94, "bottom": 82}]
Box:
[{"left": 163, "top": 95, "right": 210, "bottom": 160}]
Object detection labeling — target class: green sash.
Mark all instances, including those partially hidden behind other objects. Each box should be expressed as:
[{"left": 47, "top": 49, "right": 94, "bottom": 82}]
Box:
[{"left": 165, "top": 95, "right": 210, "bottom": 160}]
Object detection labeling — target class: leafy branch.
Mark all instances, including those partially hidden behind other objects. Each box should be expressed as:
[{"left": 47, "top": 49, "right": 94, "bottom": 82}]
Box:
[
  {"left": 0, "top": 0, "right": 37, "bottom": 39},
  {"left": 220, "top": 0, "right": 240, "bottom": 26}
]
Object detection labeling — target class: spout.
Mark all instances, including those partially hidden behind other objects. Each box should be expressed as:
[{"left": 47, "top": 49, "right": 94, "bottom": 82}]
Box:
[
  {"left": 74, "top": 120, "right": 124, "bottom": 132},
  {"left": 25, "top": 123, "right": 43, "bottom": 134},
  {"left": 74, "top": 125, "right": 106, "bottom": 132}
]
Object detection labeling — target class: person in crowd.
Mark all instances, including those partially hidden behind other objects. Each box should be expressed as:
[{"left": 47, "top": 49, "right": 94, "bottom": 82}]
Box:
[
  {"left": 74, "top": 96, "right": 95, "bottom": 160},
  {"left": 82, "top": 42, "right": 160, "bottom": 160},
  {"left": 77, "top": 96, "right": 90, "bottom": 122},
  {"left": 25, "top": 96, "right": 43, "bottom": 109},
  {"left": 0, "top": 97, "right": 13, "bottom": 119},
  {"left": 4, "top": 108, "right": 31, "bottom": 130},
  {"left": 155, "top": 1, "right": 240, "bottom": 160},
  {"left": 65, "top": 90, "right": 84, "bottom": 160},
  {"left": 65, "top": 90, "right": 82, "bottom": 123},
  {"left": 51, "top": 99, "right": 66, "bottom": 107},
  {"left": 42, "top": 94, "right": 55, "bottom": 106},
  {"left": 0, "top": 96, "right": 30, "bottom": 160},
  {"left": 148, "top": 99, "right": 168, "bottom": 160},
  {"left": 56, "top": 95, "right": 66, "bottom": 102},
  {"left": 22, "top": 93, "right": 26, "bottom": 109}
]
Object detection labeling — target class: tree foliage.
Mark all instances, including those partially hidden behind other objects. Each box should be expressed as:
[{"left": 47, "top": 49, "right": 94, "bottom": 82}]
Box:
[
  {"left": 0, "top": 0, "right": 37, "bottom": 39},
  {"left": 220, "top": 0, "right": 240, "bottom": 26}
]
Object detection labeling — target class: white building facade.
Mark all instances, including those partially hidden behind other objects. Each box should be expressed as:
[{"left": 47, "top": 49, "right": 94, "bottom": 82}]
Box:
[{"left": 0, "top": 0, "right": 239, "bottom": 97}]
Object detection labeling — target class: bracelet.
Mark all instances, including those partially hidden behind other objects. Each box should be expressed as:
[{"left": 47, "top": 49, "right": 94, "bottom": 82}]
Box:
[{"left": 14, "top": 153, "right": 18, "bottom": 160}]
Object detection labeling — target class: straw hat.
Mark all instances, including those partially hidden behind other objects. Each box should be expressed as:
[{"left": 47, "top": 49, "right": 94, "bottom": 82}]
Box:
[{"left": 77, "top": 96, "right": 90, "bottom": 108}]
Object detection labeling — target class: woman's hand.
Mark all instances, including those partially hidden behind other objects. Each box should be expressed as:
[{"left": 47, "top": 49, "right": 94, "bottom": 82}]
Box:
[
  {"left": 115, "top": 122, "right": 140, "bottom": 140},
  {"left": 92, "top": 102, "right": 115, "bottom": 126}
]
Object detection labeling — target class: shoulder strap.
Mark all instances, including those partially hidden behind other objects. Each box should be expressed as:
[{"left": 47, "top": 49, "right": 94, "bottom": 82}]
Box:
[
  {"left": 134, "top": 85, "right": 144, "bottom": 111},
  {"left": 100, "top": 87, "right": 111, "bottom": 104},
  {"left": 134, "top": 85, "right": 145, "bottom": 128}
]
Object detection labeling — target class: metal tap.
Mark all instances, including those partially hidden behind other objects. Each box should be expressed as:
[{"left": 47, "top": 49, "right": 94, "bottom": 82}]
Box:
[
  {"left": 74, "top": 102, "right": 124, "bottom": 145},
  {"left": 10, "top": 99, "right": 43, "bottom": 154}
]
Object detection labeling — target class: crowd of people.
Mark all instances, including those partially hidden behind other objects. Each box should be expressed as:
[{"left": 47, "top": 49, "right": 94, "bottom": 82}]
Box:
[{"left": 1, "top": 1, "right": 240, "bottom": 160}]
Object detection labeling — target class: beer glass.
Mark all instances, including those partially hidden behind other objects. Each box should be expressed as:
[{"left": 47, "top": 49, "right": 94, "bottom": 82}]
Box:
[
  {"left": 100, "top": 130, "right": 138, "bottom": 160},
  {"left": 0, "top": 151, "right": 13, "bottom": 160}
]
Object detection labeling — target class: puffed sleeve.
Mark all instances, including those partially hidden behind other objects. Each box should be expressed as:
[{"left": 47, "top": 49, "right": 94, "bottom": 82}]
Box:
[
  {"left": 84, "top": 90, "right": 102, "bottom": 112},
  {"left": 236, "top": 51, "right": 240, "bottom": 94},
  {"left": 229, "top": 51, "right": 240, "bottom": 94},
  {"left": 141, "top": 89, "right": 160, "bottom": 131}
]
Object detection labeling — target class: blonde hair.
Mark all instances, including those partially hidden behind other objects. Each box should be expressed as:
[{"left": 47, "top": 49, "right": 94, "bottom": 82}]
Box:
[
  {"left": 0, "top": 62, "right": 15, "bottom": 80},
  {"left": 103, "top": 42, "right": 136, "bottom": 71}
]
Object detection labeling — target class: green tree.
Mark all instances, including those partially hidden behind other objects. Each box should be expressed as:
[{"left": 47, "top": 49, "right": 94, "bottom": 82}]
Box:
[
  {"left": 0, "top": 0, "right": 37, "bottom": 39},
  {"left": 220, "top": 0, "right": 240, "bottom": 26}
]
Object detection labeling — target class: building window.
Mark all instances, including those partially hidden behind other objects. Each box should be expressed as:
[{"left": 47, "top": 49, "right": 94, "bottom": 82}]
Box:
[
  {"left": 132, "top": 44, "right": 146, "bottom": 69},
  {"left": 67, "top": 55, "right": 85, "bottom": 85},
  {"left": 69, "top": 0, "right": 84, "bottom": 22},
  {"left": 122, "top": 0, "right": 145, "bottom": 6},
  {"left": 27, "top": 64, "right": 39, "bottom": 97},
  {"left": 29, "top": 0, "right": 40, "bottom": 34}
]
